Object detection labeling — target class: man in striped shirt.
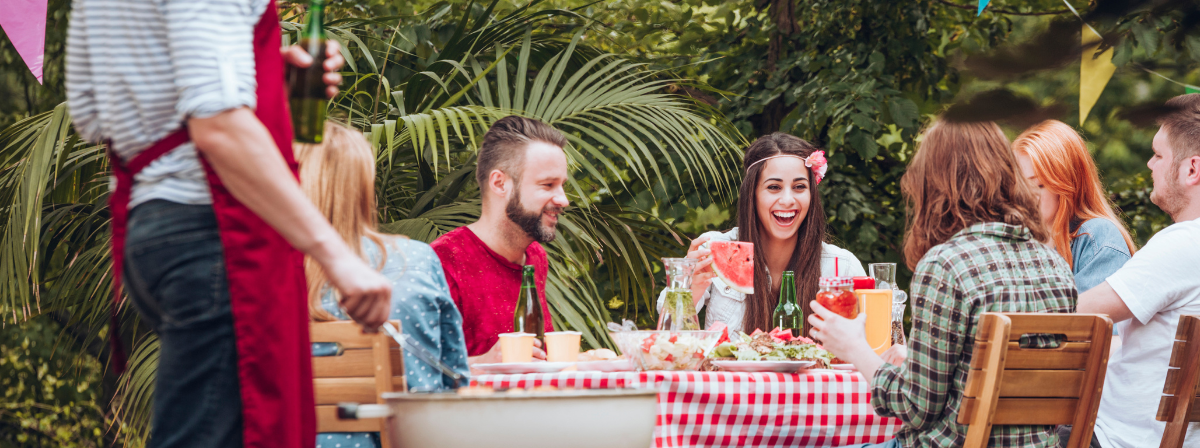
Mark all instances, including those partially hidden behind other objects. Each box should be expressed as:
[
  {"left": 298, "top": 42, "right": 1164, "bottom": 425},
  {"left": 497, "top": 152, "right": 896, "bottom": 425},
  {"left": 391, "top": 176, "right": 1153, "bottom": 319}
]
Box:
[{"left": 66, "top": 1, "right": 391, "bottom": 446}]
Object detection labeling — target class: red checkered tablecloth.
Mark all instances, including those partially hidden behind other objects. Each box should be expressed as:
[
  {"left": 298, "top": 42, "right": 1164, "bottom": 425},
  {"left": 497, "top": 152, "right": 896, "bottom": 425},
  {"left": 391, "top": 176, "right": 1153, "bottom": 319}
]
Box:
[{"left": 474, "top": 369, "right": 902, "bottom": 448}]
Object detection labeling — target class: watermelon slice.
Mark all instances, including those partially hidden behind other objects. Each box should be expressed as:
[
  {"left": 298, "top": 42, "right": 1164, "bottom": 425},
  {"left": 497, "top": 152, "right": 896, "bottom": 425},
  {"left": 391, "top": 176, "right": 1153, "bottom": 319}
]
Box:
[{"left": 710, "top": 241, "right": 754, "bottom": 294}]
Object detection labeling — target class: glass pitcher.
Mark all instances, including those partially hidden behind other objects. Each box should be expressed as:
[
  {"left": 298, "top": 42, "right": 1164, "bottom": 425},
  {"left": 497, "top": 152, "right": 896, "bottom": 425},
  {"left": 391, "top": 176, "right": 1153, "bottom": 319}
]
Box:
[{"left": 657, "top": 258, "right": 700, "bottom": 331}]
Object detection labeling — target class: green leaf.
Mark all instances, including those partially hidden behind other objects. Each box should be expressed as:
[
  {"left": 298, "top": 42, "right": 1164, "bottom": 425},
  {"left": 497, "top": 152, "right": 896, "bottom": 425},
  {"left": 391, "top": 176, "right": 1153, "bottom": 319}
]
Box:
[{"left": 887, "top": 98, "right": 919, "bottom": 129}]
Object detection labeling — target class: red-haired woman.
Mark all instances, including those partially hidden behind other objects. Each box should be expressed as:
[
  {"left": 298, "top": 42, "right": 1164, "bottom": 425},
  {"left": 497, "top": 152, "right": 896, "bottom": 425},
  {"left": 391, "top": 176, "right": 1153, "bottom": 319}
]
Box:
[
  {"left": 1012, "top": 120, "right": 1136, "bottom": 293},
  {"left": 811, "top": 118, "right": 1076, "bottom": 447}
]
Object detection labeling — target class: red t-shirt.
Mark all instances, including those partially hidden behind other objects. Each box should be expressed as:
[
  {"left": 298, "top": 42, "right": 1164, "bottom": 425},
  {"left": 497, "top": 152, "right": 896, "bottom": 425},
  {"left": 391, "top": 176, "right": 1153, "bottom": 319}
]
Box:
[{"left": 430, "top": 227, "right": 554, "bottom": 356}]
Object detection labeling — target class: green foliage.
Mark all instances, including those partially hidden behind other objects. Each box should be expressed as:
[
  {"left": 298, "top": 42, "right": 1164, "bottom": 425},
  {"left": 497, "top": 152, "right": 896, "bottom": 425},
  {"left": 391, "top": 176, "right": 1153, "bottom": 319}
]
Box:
[
  {"left": 1110, "top": 174, "right": 1172, "bottom": 245},
  {"left": 0, "top": 318, "right": 106, "bottom": 447}
]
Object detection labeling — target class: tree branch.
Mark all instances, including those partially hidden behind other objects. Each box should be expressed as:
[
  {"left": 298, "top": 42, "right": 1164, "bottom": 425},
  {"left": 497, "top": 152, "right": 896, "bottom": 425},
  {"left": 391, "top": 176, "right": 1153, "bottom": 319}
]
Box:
[{"left": 935, "top": 0, "right": 1073, "bottom": 16}]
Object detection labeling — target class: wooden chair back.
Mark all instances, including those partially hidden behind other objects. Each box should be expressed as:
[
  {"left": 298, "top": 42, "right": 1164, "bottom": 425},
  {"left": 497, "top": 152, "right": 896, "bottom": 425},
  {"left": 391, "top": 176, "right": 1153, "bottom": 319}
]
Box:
[
  {"left": 311, "top": 320, "right": 405, "bottom": 446},
  {"left": 957, "top": 313, "right": 1113, "bottom": 448},
  {"left": 1156, "top": 315, "right": 1200, "bottom": 448}
]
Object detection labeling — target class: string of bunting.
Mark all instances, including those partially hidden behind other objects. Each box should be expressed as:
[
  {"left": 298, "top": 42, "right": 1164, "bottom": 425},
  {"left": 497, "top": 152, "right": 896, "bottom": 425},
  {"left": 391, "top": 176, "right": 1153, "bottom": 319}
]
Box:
[
  {"left": 1056, "top": 0, "right": 1200, "bottom": 121},
  {"left": 0, "top": 0, "right": 49, "bottom": 84}
]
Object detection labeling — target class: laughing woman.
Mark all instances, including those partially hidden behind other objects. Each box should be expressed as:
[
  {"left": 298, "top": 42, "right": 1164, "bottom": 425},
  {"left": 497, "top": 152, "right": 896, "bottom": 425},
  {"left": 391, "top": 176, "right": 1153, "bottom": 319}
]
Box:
[{"left": 682, "top": 133, "right": 866, "bottom": 334}]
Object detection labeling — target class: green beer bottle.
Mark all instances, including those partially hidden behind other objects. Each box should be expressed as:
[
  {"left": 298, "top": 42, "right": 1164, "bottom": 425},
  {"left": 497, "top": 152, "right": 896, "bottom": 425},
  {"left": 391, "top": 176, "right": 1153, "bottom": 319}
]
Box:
[
  {"left": 513, "top": 266, "right": 546, "bottom": 343},
  {"left": 288, "top": 0, "right": 328, "bottom": 143},
  {"left": 772, "top": 271, "right": 802, "bottom": 338}
]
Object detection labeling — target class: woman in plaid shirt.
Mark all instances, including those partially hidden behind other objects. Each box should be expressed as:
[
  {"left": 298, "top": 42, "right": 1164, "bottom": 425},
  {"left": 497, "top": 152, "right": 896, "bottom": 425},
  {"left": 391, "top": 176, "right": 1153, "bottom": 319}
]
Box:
[{"left": 810, "top": 118, "right": 1077, "bottom": 448}]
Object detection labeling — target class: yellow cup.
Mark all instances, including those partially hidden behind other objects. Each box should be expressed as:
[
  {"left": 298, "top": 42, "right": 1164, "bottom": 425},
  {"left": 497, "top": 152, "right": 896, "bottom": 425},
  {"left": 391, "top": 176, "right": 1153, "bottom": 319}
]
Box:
[
  {"left": 499, "top": 333, "right": 535, "bottom": 363},
  {"left": 856, "top": 289, "right": 893, "bottom": 355},
  {"left": 545, "top": 331, "right": 582, "bottom": 363}
]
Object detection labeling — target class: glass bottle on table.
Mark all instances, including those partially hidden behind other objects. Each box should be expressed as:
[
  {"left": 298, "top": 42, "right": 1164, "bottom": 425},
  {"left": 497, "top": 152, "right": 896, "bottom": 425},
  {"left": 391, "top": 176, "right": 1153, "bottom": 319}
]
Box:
[
  {"left": 771, "top": 271, "right": 802, "bottom": 338},
  {"left": 657, "top": 258, "right": 700, "bottom": 331},
  {"left": 512, "top": 265, "right": 545, "bottom": 344},
  {"left": 288, "top": 0, "right": 328, "bottom": 143}
]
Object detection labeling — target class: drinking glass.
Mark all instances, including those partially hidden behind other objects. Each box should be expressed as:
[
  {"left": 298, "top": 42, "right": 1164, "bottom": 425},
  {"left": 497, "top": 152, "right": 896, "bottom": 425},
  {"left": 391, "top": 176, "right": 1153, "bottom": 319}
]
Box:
[
  {"left": 657, "top": 258, "right": 700, "bottom": 331},
  {"left": 868, "top": 263, "right": 897, "bottom": 290}
]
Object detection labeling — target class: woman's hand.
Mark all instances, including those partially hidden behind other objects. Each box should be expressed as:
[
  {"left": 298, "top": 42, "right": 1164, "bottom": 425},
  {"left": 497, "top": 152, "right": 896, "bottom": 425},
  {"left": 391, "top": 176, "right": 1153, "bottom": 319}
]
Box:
[
  {"left": 686, "top": 235, "right": 715, "bottom": 300},
  {"left": 807, "top": 301, "right": 870, "bottom": 358},
  {"left": 880, "top": 344, "right": 908, "bottom": 366},
  {"left": 808, "top": 300, "right": 887, "bottom": 382}
]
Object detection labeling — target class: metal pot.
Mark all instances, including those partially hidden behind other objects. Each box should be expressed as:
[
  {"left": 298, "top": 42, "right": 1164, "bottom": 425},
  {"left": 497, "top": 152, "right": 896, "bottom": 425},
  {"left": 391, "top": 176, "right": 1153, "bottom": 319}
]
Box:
[{"left": 345, "top": 388, "right": 658, "bottom": 448}]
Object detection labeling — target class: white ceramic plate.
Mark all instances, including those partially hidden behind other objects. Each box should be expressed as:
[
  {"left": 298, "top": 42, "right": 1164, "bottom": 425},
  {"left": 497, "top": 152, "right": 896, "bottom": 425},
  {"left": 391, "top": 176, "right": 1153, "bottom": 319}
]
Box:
[
  {"left": 575, "top": 358, "right": 636, "bottom": 372},
  {"left": 711, "top": 360, "right": 817, "bottom": 373},
  {"left": 473, "top": 362, "right": 573, "bottom": 375},
  {"left": 830, "top": 363, "right": 857, "bottom": 371}
]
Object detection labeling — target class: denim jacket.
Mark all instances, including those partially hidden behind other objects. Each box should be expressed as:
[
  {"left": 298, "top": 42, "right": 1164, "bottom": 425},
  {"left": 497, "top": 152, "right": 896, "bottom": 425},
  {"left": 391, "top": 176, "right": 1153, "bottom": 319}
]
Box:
[{"left": 1071, "top": 218, "right": 1133, "bottom": 293}]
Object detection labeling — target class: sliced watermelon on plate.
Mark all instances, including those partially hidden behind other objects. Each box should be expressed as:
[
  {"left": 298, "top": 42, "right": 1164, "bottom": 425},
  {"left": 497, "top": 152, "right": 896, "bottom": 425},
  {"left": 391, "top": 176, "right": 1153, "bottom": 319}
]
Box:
[
  {"left": 709, "top": 321, "right": 730, "bottom": 345},
  {"left": 710, "top": 241, "right": 754, "bottom": 294}
]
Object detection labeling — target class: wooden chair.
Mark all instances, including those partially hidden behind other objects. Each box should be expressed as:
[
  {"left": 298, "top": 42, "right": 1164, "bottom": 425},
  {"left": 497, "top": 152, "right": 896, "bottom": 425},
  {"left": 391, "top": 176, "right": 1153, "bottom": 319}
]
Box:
[
  {"left": 1156, "top": 315, "right": 1200, "bottom": 448},
  {"left": 311, "top": 320, "right": 405, "bottom": 447},
  {"left": 957, "top": 313, "right": 1113, "bottom": 448}
]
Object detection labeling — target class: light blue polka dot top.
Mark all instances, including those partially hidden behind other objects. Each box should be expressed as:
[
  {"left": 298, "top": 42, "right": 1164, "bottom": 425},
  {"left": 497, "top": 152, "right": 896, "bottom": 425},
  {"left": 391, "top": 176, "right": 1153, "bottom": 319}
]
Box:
[{"left": 319, "top": 236, "right": 471, "bottom": 392}]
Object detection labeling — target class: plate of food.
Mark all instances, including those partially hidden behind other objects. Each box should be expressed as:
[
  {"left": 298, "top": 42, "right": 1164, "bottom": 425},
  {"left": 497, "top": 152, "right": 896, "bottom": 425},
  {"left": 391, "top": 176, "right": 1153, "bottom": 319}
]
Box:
[
  {"left": 707, "top": 327, "right": 834, "bottom": 370},
  {"left": 830, "top": 363, "right": 857, "bottom": 371},
  {"left": 575, "top": 349, "right": 636, "bottom": 372},
  {"left": 711, "top": 359, "right": 816, "bottom": 373},
  {"left": 472, "top": 362, "right": 573, "bottom": 375}
]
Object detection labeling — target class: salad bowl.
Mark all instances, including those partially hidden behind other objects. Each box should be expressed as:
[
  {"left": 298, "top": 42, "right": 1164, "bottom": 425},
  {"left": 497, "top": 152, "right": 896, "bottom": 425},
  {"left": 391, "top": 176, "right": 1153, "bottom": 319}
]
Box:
[{"left": 610, "top": 330, "right": 724, "bottom": 371}]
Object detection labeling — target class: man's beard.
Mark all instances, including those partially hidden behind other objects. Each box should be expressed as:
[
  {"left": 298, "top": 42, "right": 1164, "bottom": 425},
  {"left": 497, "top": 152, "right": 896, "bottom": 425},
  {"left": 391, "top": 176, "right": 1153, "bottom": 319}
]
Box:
[
  {"left": 1152, "top": 167, "right": 1190, "bottom": 220},
  {"left": 506, "top": 190, "right": 562, "bottom": 243}
]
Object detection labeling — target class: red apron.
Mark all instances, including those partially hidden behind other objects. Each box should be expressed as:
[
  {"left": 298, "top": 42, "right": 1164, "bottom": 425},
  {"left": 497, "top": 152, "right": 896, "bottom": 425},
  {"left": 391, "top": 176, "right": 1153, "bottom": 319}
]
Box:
[{"left": 107, "top": 2, "right": 315, "bottom": 446}]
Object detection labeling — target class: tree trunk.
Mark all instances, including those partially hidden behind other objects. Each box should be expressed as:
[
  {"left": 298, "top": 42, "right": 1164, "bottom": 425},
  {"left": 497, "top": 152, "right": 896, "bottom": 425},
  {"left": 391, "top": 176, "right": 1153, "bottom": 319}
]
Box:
[{"left": 750, "top": 0, "right": 798, "bottom": 136}]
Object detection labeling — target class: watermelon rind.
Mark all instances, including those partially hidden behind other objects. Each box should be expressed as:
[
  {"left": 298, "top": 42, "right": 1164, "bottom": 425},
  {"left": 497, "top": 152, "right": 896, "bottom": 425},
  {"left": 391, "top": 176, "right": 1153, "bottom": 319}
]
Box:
[{"left": 710, "top": 242, "right": 754, "bottom": 295}]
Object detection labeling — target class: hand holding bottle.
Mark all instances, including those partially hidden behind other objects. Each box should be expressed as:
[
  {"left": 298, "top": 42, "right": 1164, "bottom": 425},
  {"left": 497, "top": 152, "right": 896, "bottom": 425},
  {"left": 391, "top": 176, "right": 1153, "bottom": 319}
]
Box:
[{"left": 282, "top": 40, "right": 343, "bottom": 99}]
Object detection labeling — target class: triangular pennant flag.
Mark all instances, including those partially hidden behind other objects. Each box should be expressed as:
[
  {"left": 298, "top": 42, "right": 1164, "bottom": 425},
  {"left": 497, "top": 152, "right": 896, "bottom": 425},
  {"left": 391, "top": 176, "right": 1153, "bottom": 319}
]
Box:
[
  {"left": 978, "top": 0, "right": 990, "bottom": 15},
  {"left": 0, "top": 0, "right": 49, "bottom": 84},
  {"left": 1080, "top": 26, "right": 1116, "bottom": 124},
  {"left": 1187, "top": 86, "right": 1200, "bottom": 94}
]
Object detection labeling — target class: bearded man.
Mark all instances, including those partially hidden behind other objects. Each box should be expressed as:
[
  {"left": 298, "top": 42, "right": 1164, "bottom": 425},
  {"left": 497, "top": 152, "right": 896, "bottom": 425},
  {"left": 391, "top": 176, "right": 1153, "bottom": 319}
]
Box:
[
  {"left": 1075, "top": 94, "right": 1200, "bottom": 448},
  {"left": 431, "top": 116, "right": 568, "bottom": 363}
]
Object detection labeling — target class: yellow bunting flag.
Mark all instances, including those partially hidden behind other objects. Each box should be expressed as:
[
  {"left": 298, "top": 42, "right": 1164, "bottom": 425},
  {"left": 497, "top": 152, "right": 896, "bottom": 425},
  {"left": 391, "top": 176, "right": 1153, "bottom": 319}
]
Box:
[{"left": 1080, "top": 26, "right": 1116, "bottom": 124}]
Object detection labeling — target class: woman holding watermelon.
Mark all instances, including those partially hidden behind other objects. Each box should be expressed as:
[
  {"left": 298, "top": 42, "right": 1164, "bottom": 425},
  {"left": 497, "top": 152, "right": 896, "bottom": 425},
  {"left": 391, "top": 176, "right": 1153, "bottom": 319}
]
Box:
[{"left": 681, "top": 133, "right": 866, "bottom": 335}]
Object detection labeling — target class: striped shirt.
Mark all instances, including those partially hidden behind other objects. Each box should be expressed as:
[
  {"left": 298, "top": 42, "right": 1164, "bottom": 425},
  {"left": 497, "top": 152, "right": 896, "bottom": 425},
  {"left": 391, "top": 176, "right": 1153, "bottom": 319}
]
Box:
[{"left": 66, "top": 0, "right": 269, "bottom": 207}]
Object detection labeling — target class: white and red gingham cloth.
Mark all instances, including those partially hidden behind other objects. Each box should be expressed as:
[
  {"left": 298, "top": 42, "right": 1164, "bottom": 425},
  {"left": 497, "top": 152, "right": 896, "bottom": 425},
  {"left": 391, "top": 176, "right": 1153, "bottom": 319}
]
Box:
[{"left": 473, "top": 370, "right": 902, "bottom": 448}]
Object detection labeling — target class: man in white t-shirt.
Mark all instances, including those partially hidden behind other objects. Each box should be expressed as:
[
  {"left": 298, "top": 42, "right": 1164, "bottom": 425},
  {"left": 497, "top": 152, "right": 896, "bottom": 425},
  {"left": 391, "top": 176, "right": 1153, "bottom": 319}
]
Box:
[{"left": 1077, "top": 93, "right": 1200, "bottom": 448}]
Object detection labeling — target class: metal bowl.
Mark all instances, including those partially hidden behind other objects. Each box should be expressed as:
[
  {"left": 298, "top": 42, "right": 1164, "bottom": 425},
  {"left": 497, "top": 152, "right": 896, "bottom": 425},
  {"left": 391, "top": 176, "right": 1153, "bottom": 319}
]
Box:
[{"left": 380, "top": 388, "right": 658, "bottom": 448}]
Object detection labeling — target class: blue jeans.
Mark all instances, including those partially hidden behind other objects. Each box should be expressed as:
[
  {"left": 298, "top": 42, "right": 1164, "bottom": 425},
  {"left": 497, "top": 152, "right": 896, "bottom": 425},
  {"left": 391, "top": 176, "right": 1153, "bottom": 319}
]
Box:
[{"left": 123, "top": 200, "right": 242, "bottom": 448}]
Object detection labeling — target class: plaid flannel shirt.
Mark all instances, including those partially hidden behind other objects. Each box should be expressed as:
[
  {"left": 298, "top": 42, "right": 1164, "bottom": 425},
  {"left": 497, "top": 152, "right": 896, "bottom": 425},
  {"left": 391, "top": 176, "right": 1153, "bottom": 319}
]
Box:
[{"left": 871, "top": 223, "right": 1077, "bottom": 447}]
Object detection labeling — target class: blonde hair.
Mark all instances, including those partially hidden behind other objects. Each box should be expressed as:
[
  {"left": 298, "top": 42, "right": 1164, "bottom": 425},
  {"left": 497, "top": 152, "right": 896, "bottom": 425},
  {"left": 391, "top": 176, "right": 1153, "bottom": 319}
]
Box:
[
  {"left": 296, "top": 121, "right": 393, "bottom": 321},
  {"left": 1012, "top": 120, "right": 1136, "bottom": 266}
]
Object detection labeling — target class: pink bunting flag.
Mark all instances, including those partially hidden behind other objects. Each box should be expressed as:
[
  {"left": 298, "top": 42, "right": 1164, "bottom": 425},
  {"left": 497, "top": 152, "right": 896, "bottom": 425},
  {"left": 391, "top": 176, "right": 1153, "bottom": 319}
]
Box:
[{"left": 0, "top": 0, "right": 49, "bottom": 84}]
